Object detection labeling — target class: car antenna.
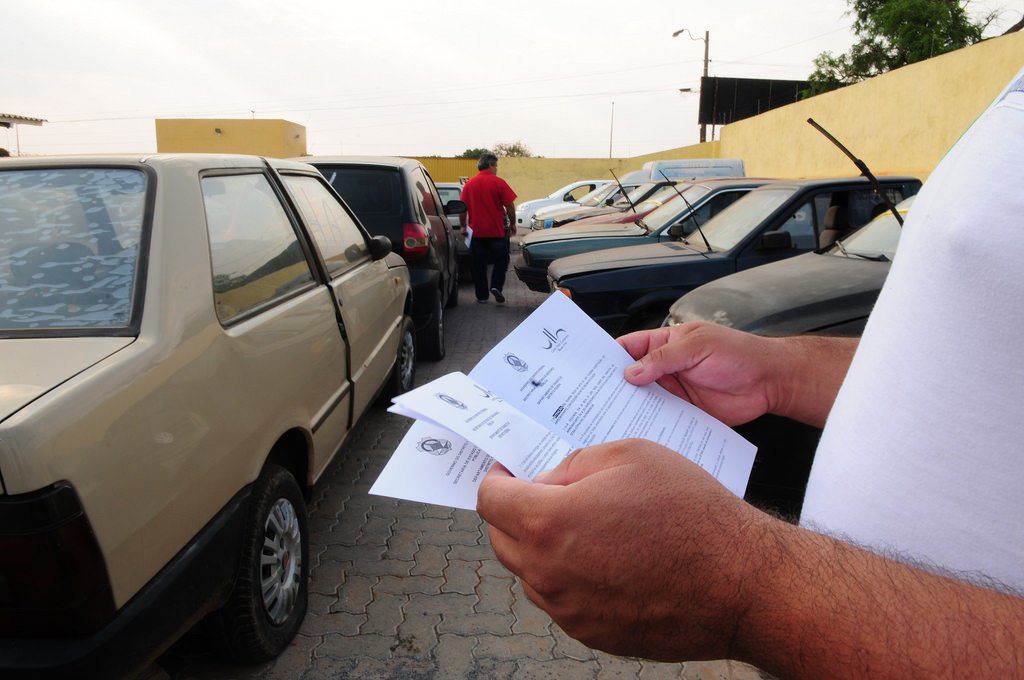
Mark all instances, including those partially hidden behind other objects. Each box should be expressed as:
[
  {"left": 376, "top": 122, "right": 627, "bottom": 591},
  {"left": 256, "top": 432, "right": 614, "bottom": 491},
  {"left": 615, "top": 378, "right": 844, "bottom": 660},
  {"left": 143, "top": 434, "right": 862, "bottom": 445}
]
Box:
[
  {"left": 806, "top": 118, "right": 904, "bottom": 227},
  {"left": 658, "top": 169, "right": 712, "bottom": 255},
  {"left": 609, "top": 169, "right": 638, "bottom": 214}
]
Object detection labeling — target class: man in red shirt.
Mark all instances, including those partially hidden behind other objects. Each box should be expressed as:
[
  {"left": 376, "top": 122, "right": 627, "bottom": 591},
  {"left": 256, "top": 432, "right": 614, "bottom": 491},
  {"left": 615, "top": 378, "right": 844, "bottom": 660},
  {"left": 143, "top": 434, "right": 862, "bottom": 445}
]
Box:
[{"left": 460, "top": 153, "right": 517, "bottom": 303}]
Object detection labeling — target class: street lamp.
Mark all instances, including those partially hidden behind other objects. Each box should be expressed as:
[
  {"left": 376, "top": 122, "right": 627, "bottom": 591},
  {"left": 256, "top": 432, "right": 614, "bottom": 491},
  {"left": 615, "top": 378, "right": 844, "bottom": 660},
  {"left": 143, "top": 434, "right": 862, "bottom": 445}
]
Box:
[{"left": 672, "top": 28, "right": 710, "bottom": 143}]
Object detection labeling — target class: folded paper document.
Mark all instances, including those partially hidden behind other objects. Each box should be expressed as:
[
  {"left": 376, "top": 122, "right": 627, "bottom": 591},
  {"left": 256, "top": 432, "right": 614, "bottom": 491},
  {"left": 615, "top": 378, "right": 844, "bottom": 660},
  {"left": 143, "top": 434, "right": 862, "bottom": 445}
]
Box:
[{"left": 370, "top": 293, "right": 756, "bottom": 510}]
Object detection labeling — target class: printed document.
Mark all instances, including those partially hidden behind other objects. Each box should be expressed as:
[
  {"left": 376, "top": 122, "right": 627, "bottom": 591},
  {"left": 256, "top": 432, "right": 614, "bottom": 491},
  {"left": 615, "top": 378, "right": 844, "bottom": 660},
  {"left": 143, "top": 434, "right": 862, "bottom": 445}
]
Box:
[{"left": 370, "top": 293, "right": 756, "bottom": 509}]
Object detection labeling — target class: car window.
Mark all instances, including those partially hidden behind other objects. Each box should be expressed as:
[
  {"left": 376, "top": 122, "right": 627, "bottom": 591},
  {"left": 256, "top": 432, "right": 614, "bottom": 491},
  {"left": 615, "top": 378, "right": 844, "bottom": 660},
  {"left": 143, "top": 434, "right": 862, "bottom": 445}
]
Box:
[
  {"left": 643, "top": 185, "right": 710, "bottom": 230},
  {"left": 566, "top": 185, "right": 594, "bottom": 201},
  {"left": 777, "top": 200, "right": 817, "bottom": 249},
  {"left": 670, "top": 188, "right": 743, "bottom": 234},
  {"left": 317, "top": 165, "right": 407, "bottom": 236},
  {"left": 849, "top": 188, "right": 905, "bottom": 227},
  {"left": 282, "top": 175, "right": 368, "bottom": 274},
  {"left": 437, "top": 187, "right": 461, "bottom": 204},
  {"left": 0, "top": 167, "right": 147, "bottom": 331},
  {"left": 202, "top": 173, "right": 314, "bottom": 323},
  {"left": 419, "top": 169, "right": 447, "bottom": 220},
  {"left": 579, "top": 183, "right": 618, "bottom": 207},
  {"left": 413, "top": 169, "right": 442, "bottom": 221},
  {"left": 703, "top": 187, "right": 798, "bottom": 251}
]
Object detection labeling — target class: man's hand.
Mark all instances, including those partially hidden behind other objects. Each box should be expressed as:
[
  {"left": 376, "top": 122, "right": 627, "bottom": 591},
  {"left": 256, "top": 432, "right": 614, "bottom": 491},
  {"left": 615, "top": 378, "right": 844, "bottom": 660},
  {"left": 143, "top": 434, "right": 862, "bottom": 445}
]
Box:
[
  {"left": 478, "top": 440, "right": 1024, "bottom": 678},
  {"left": 618, "top": 322, "right": 858, "bottom": 428},
  {"left": 477, "top": 439, "right": 774, "bottom": 662}
]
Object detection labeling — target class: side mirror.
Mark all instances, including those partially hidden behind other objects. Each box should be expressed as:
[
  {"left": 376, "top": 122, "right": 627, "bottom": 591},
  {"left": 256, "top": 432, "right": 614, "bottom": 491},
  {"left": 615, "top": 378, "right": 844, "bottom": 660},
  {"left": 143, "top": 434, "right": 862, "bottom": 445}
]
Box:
[
  {"left": 444, "top": 199, "right": 467, "bottom": 216},
  {"left": 668, "top": 222, "right": 687, "bottom": 238},
  {"left": 758, "top": 230, "right": 793, "bottom": 250},
  {"left": 368, "top": 234, "right": 392, "bottom": 260},
  {"left": 605, "top": 197, "right": 615, "bottom": 206},
  {"left": 563, "top": 192, "right": 576, "bottom": 202}
]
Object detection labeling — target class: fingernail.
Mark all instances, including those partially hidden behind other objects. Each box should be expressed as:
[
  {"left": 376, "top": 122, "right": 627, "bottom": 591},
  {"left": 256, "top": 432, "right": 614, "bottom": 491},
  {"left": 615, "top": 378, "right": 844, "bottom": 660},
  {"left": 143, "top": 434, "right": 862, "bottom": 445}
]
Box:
[{"left": 625, "top": 361, "right": 643, "bottom": 378}]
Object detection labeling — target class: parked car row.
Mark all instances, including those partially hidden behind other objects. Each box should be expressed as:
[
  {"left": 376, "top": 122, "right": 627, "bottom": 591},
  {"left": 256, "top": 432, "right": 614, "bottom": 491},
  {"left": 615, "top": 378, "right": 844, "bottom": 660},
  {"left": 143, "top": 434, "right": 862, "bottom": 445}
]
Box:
[
  {"left": 518, "top": 175, "right": 921, "bottom": 336},
  {"left": 0, "top": 151, "right": 470, "bottom": 676}
]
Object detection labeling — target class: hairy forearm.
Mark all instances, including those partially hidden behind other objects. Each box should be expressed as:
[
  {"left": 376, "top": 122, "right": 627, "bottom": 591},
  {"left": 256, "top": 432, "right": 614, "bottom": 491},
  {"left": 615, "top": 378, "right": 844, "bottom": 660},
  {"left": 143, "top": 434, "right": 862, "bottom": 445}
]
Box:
[
  {"left": 735, "top": 519, "right": 1024, "bottom": 679},
  {"left": 765, "top": 335, "right": 857, "bottom": 428}
]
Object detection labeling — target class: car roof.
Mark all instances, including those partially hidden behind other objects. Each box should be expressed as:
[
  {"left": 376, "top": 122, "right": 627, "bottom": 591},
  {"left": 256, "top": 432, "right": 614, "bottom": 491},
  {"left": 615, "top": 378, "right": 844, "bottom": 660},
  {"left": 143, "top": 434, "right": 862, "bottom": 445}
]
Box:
[
  {"left": 0, "top": 153, "right": 317, "bottom": 173},
  {"left": 752, "top": 176, "right": 919, "bottom": 191},
  {"left": 293, "top": 155, "right": 420, "bottom": 170}
]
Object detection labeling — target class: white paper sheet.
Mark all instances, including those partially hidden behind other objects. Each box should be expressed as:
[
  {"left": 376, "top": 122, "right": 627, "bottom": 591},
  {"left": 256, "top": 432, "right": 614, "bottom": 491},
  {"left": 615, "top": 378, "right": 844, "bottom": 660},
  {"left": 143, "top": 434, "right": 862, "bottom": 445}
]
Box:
[
  {"left": 371, "top": 421, "right": 494, "bottom": 511},
  {"left": 390, "top": 372, "right": 575, "bottom": 481},
  {"left": 369, "top": 293, "right": 757, "bottom": 508}
]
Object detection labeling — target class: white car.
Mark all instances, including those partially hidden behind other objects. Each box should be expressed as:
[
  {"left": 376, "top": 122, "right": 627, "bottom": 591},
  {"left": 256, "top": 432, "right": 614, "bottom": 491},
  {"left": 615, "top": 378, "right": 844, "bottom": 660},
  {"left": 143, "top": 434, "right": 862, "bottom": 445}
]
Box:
[{"left": 514, "top": 180, "right": 610, "bottom": 229}]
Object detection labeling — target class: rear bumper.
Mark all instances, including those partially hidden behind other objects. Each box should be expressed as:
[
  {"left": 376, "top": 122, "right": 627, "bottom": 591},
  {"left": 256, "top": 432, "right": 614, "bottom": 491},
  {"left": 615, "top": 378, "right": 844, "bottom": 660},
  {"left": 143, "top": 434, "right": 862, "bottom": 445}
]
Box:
[
  {"left": 409, "top": 268, "right": 441, "bottom": 331},
  {"left": 0, "top": 489, "right": 249, "bottom": 679}
]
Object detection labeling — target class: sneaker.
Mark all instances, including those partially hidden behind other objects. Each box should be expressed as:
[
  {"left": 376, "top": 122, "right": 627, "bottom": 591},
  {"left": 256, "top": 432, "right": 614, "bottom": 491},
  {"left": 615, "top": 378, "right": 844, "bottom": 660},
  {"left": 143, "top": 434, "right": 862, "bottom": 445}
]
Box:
[{"left": 490, "top": 287, "right": 505, "bottom": 304}]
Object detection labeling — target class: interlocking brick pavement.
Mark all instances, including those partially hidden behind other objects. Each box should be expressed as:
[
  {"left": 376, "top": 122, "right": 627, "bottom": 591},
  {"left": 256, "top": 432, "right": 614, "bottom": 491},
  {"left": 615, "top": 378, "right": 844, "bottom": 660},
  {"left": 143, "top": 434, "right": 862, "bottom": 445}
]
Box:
[{"left": 157, "top": 249, "right": 771, "bottom": 680}]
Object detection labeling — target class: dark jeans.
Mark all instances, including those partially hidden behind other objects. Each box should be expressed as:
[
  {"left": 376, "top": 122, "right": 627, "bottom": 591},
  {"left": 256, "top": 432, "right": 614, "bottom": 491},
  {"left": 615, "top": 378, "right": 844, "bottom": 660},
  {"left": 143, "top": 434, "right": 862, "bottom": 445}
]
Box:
[{"left": 470, "top": 237, "right": 510, "bottom": 301}]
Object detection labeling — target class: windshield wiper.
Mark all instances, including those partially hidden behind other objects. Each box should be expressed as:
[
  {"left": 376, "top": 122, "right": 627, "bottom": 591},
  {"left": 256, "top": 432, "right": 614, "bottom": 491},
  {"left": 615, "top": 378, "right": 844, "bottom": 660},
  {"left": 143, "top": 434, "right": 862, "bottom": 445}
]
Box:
[
  {"left": 807, "top": 118, "right": 904, "bottom": 228},
  {"left": 609, "top": 169, "right": 638, "bottom": 214},
  {"left": 657, "top": 169, "right": 711, "bottom": 256},
  {"left": 834, "top": 239, "right": 888, "bottom": 261}
]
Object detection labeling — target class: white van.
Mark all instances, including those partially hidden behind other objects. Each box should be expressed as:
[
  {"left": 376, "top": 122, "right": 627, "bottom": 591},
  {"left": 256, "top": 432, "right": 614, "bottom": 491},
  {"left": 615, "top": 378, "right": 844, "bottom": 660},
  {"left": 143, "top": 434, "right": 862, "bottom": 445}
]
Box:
[{"left": 620, "top": 158, "right": 745, "bottom": 184}]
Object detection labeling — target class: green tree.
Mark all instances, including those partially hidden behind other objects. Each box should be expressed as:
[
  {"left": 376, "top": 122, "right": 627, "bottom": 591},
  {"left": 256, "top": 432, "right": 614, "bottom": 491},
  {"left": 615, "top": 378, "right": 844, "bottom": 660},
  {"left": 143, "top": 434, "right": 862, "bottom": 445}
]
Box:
[
  {"left": 492, "top": 140, "right": 534, "bottom": 157},
  {"left": 458, "top": 147, "right": 491, "bottom": 159},
  {"left": 807, "top": 0, "right": 996, "bottom": 95}
]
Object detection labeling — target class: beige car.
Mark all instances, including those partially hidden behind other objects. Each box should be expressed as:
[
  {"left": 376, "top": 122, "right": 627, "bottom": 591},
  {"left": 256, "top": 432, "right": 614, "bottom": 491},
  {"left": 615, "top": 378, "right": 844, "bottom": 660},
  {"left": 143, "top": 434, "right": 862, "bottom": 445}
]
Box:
[{"left": 0, "top": 155, "right": 415, "bottom": 676}]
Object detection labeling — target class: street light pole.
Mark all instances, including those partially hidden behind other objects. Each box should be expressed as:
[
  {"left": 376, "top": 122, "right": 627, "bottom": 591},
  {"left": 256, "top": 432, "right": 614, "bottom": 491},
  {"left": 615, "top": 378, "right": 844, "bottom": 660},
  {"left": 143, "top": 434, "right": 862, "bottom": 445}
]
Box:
[{"left": 672, "top": 28, "right": 710, "bottom": 143}]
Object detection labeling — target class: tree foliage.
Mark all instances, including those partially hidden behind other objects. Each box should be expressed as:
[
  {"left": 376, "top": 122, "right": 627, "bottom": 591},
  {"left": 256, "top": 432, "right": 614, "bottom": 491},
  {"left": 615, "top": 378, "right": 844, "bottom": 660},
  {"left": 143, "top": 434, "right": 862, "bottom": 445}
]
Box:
[
  {"left": 492, "top": 140, "right": 534, "bottom": 157},
  {"left": 807, "top": 0, "right": 994, "bottom": 95},
  {"left": 458, "top": 147, "right": 491, "bottom": 159}
]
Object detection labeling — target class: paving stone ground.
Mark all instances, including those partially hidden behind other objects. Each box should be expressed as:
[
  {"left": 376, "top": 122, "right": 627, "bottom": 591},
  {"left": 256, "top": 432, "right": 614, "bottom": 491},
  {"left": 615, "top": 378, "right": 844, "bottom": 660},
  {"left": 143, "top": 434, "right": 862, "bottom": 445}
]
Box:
[{"left": 157, "top": 246, "right": 771, "bottom": 680}]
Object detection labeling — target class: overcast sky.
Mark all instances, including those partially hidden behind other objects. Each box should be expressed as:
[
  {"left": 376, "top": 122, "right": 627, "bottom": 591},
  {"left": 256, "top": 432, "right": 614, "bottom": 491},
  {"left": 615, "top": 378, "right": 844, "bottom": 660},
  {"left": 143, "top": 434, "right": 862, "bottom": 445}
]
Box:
[{"left": 3, "top": 0, "right": 1019, "bottom": 158}]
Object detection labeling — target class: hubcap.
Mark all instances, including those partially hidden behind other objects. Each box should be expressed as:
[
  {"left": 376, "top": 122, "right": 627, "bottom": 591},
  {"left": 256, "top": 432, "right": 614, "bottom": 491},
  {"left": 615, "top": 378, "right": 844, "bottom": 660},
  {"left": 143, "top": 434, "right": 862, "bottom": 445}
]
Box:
[
  {"left": 261, "top": 498, "right": 302, "bottom": 625},
  {"left": 399, "top": 329, "right": 415, "bottom": 388}
]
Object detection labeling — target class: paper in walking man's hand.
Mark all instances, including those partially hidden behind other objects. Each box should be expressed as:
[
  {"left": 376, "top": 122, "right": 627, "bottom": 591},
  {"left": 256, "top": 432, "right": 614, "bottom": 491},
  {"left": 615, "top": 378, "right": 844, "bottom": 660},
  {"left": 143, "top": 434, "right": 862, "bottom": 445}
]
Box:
[{"left": 370, "top": 293, "right": 757, "bottom": 510}]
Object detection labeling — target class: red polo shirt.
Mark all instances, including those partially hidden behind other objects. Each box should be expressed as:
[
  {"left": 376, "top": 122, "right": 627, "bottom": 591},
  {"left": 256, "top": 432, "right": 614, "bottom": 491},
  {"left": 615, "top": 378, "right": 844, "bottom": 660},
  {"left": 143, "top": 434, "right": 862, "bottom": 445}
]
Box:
[{"left": 460, "top": 169, "right": 517, "bottom": 238}]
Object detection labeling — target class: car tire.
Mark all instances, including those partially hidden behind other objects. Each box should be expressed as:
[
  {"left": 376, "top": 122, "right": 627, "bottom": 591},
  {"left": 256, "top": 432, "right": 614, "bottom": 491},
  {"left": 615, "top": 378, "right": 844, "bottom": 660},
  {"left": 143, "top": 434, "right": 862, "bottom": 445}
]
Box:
[
  {"left": 417, "top": 291, "right": 445, "bottom": 361},
  {"left": 381, "top": 315, "right": 416, "bottom": 400},
  {"left": 445, "top": 272, "right": 459, "bottom": 309},
  {"left": 210, "top": 465, "right": 308, "bottom": 663}
]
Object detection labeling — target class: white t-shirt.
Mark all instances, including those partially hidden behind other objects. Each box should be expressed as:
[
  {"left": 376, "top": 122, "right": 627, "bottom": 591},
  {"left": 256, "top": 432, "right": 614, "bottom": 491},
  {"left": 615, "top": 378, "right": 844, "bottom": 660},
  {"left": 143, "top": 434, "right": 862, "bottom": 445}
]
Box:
[{"left": 801, "top": 67, "right": 1024, "bottom": 591}]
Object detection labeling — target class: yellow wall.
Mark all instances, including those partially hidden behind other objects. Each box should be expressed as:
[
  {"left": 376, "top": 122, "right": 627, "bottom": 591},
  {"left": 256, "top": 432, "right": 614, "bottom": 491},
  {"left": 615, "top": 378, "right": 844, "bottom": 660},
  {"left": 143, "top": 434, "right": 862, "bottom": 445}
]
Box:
[
  {"left": 155, "top": 119, "right": 307, "bottom": 158},
  {"left": 717, "top": 32, "right": 1024, "bottom": 180}
]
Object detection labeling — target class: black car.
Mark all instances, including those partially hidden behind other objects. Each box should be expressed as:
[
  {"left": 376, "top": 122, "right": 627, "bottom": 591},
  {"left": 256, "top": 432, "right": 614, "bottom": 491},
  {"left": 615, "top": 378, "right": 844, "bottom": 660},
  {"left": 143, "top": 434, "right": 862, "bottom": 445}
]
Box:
[
  {"left": 515, "top": 178, "right": 770, "bottom": 291},
  {"left": 303, "top": 156, "right": 464, "bottom": 360},
  {"left": 666, "top": 197, "right": 914, "bottom": 335},
  {"left": 547, "top": 177, "right": 921, "bottom": 336}
]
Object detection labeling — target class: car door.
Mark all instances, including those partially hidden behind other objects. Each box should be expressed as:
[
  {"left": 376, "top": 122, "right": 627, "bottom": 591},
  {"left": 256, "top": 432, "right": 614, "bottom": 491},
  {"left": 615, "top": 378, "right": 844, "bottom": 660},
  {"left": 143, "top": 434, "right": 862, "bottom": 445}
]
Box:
[
  {"left": 280, "top": 172, "right": 405, "bottom": 423},
  {"left": 201, "top": 170, "right": 351, "bottom": 483},
  {"left": 414, "top": 167, "right": 455, "bottom": 290}
]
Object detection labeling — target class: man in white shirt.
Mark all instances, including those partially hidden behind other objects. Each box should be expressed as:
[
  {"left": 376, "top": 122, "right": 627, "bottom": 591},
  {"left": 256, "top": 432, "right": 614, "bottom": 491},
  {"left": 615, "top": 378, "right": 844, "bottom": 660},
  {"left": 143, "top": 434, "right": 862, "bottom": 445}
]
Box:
[{"left": 477, "top": 68, "right": 1024, "bottom": 678}]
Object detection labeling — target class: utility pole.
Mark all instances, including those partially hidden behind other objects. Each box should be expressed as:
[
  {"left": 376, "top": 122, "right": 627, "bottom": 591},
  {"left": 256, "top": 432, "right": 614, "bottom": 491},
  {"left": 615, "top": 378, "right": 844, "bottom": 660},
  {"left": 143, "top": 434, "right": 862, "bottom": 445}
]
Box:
[
  {"left": 608, "top": 101, "right": 615, "bottom": 159},
  {"left": 672, "top": 28, "right": 710, "bottom": 143}
]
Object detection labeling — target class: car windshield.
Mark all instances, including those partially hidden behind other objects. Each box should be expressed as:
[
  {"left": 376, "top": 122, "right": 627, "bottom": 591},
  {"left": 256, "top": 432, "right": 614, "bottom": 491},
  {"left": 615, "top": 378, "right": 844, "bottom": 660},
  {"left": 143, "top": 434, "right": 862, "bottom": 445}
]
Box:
[
  {"left": 832, "top": 196, "right": 915, "bottom": 261},
  {"left": 579, "top": 183, "right": 618, "bottom": 207},
  {"left": 0, "top": 167, "right": 147, "bottom": 332},
  {"left": 613, "top": 184, "right": 655, "bottom": 208},
  {"left": 642, "top": 185, "right": 712, "bottom": 230},
  {"left": 701, "top": 187, "right": 798, "bottom": 251},
  {"left": 633, "top": 184, "right": 688, "bottom": 214}
]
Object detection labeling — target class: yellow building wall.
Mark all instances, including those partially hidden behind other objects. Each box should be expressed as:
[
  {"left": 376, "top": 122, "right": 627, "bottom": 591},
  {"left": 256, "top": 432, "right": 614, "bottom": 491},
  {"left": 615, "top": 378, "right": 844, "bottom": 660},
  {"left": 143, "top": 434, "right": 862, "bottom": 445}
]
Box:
[
  {"left": 413, "top": 158, "right": 479, "bottom": 183},
  {"left": 155, "top": 119, "right": 307, "bottom": 158},
  {"left": 717, "top": 32, "right": 1024, "bottom": 180}
]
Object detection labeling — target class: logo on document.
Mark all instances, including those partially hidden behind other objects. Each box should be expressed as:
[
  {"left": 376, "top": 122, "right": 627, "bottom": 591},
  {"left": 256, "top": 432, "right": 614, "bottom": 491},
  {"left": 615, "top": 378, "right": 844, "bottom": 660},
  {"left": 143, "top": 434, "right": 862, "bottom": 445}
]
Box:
[
  {"left": 436, "top": 393, "right": 468, "bottom": 410},
  {"left": 417, "top": 437, "right": 452, "bottom": 456},
  {"left": 541, "top": 327, "right": 568, "bottom": 351},
  {"left": 504, "top": 353, "right": 528, "bottom": 372}
]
